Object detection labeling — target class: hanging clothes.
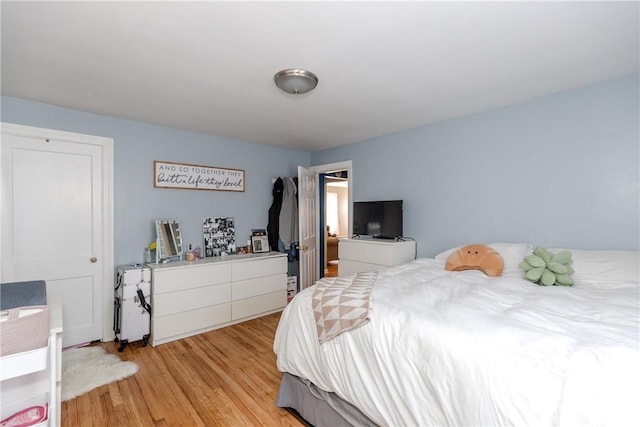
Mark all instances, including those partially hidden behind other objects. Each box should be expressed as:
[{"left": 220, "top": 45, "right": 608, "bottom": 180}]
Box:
[
  {"left": 267, "top": 177, "right": 284, "bottom": 251},
  {"left": 279, "top": 177, "right": 298, "bottom": 250}
]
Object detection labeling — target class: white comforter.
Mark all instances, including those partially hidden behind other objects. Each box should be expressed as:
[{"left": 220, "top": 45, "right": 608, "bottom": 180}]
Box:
[{"left": 274, "top": 258, "right": 640, "bottom": 427}]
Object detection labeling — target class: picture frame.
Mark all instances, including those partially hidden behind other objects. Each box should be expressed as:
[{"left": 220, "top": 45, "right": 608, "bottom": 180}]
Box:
[
  {"left": 203, "top": 217, "right": 236, "bottom": 257},
  {"left": 154, "top": 160, "right": 245, "bottom": 192},
  {"left": 251, "top": 235, "right": 269, "bottom": 253}
]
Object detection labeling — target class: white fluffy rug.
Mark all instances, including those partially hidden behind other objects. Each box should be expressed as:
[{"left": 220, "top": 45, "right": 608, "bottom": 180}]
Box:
[{"left": 61, "top": 346, "right": 139, "bottom": 401}]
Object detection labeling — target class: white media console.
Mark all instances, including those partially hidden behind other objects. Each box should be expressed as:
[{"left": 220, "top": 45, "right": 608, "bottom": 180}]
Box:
[{"left": 338, "top": 238, "right": 417, "bottom": 275}]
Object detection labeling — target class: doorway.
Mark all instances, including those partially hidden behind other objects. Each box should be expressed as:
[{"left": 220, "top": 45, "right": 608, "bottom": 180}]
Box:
[
  {"left": 297, "top": 160, "right": 352, "bottom": 290},
  {"left": 321, "top": 174, "right": 349, "bottom": 277}
]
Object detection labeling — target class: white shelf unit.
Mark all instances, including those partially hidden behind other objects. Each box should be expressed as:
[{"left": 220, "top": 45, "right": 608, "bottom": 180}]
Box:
[
  {"left": 0, "top": 297, "right": 63, "bottom": 427},
  {"left": 149, "top": 252, "right": 287, "bottom": 346},
  {"left": 338, "top": 238, "right": 417, "bottom": 275}
]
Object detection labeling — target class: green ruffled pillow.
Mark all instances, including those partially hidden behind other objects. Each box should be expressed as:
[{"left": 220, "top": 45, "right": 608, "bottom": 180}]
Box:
[{"left": 519, "top": 247, "right": 574, "bottom": 286}]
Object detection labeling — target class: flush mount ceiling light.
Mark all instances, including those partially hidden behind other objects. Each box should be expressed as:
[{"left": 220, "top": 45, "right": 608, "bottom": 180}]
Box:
[{"left": 274, "top": 68, "right": 318, "bottom": 95}]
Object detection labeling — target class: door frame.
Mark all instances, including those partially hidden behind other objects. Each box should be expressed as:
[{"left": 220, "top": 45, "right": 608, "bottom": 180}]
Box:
[
  {"left": 310, "top": 160, "right": 353, "bottom": 279},
  {"left": 1, "top": 122, "right": 115, "bottom": 343}
]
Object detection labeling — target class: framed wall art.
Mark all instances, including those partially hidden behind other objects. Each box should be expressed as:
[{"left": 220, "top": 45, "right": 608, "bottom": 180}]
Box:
[{"left": 154, "top": 160, "right": 244, "bottom": 192}]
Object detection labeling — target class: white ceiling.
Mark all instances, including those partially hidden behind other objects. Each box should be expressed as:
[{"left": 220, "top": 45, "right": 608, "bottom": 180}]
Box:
[{"left": 1, "top": 1, "right": 638, "bottom": 152}]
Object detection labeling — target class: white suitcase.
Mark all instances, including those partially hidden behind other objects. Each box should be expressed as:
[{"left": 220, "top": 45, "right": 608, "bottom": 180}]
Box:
[{"left": 114, "top": 264, "right": 151, "bottom": 351}]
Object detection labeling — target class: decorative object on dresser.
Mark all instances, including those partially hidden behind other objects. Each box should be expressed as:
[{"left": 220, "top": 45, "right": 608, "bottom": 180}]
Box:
[
  {"left": 155, "top": 219, "right": 183, "bottom": 263},
  {"left": 338, "top": 238, "right": 416, "bottom": 275},
  {"left": 251, "top": 235, "right": 270, "bottom": 253},
  {"left": 149, "top": 253, "right": 287, "bottom": 346},
  {"left": 203, "top": 217, "right": 236, "bottom": 257},
  {"left": 251, "top": 228, "right": 270, "bottom": 253}
]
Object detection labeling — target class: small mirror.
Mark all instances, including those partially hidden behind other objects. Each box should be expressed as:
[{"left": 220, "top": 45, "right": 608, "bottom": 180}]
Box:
[{"left": 155, "top": 220, "right": 183, "bottom": 262}]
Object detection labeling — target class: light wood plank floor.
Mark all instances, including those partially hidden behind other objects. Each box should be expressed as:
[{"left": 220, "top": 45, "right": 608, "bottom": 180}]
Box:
[
  {"left": 326, "top": 263, "right": 338, "bottom": 277},
  {"left": 61, "top": 312, "right": 303, "bottom": 426}
]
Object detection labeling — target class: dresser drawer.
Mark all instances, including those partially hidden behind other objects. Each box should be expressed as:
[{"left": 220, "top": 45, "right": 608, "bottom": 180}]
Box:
[
  {"left": 153, "top": 283, "right": 231, "bottom": 317},
  {"left": 231, "top": 256, "right": 286, "bottom": 281},
  {"left": 232, "top": 290, "right": 286, "bottom": 321},
  {"left": 233, "top": 273, "right": 286, "bottom": 301},
  {"left": 153, "top": 263, "right": 231, "bottom": 294},
  {"left": 152, "top": 303, "right": 231, "bottom": 343}
]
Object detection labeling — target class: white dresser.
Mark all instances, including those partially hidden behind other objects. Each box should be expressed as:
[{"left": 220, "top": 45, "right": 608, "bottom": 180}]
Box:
[
  {"left": 148, "top": 252, "right": 287, "bottom": 346},
  {"left": 338, "top": 238, "right": 416, "bottom": 275}
]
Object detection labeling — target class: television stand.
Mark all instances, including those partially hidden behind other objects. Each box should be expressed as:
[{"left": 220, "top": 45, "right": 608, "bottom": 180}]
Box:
[{"left": 338, "top": 238, "right": 416, "bottom": 275}]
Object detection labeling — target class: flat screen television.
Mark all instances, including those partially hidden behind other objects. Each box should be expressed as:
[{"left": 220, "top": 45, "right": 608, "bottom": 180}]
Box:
[{"left": 353, "top": 200, "right": 403, "bottom": 239}]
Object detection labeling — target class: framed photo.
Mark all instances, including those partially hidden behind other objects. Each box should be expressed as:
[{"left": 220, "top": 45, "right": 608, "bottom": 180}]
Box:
[
  {"left": 251, "top": 228, "right": 267, "bottom": 236},
  {"left": 203, "top": 217, "right": 236, "bottom": 257},
  {"left": 251, "top": 235, "right": 269, "bottom": 253}
]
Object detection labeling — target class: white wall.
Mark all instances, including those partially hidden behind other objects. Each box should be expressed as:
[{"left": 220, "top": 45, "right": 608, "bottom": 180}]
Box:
[
  {"left": 325, "top": 186, "right": 349, "bottom": 238},
  {"left": 311, "top": 74, "right": 640, "bottom": 256},
  {"left": 334, "top": 186, "right": 349, "bottom": 238}
]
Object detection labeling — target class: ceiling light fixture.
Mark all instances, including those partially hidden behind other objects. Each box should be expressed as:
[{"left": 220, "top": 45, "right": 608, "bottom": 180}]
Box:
[{"left": 274, "top": 68, "right": 318, "bottom": 95}]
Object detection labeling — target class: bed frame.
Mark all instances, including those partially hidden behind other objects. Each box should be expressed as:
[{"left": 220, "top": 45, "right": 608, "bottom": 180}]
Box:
[{"left": 276, "top": 373, "right": 378, "bottom": 427}]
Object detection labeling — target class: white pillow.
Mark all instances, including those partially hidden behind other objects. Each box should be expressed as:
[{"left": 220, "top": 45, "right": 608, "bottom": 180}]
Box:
[
  {"left": 487, "top": 242, "right": 534, "bottom": 276},
  {"left": 434, "top": 246, "right": 458, "bottom": 261},
  {"left": 550, "top": 249, "right": 639, "bottom": 288},
  {"left": 435, "top": 242, "right": 534, "bottom": 276}
]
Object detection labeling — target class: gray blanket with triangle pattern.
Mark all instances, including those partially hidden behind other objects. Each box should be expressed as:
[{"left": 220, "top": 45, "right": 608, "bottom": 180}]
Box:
[{"left": 311, "top": 271, "right": 377, "bottom": 344}]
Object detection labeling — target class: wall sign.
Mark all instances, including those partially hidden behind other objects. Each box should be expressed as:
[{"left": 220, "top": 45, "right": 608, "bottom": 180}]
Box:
[{"left": 154, "top": 160, "right": 245, "bottom": 192}]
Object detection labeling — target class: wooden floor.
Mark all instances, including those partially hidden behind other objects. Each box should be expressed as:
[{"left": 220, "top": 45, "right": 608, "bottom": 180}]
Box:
[
  {"left": 326, "top": 262, "right": 338, "bottom": 277},
  {"left": 61, "top": 312, "right": 303, "bottom": 427}
]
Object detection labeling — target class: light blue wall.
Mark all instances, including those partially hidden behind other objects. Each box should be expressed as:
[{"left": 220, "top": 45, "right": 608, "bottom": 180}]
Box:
[
  {"left": 1, "top": 97, "right": 310, "bottom": 266},
  {"left": 312, "top": 74, "right": 640, "bottom": 256},
  {"left": 4, "top": 74, "right": 638, "bottom": 263}
]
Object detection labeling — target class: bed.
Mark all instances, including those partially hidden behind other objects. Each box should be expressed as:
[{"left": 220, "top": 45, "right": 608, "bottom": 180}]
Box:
[{"left": 273, "top": 243, "right": 640, "bottom": 426}]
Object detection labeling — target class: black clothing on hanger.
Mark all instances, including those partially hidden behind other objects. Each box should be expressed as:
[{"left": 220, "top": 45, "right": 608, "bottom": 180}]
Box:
[{"left": 267, "top": 177, "right": 284, "bottom": 252}]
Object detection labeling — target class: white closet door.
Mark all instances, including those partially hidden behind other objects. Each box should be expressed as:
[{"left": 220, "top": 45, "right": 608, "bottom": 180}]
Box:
[{"left": 1, "top": 123, "right": 113, "bottom": 347}]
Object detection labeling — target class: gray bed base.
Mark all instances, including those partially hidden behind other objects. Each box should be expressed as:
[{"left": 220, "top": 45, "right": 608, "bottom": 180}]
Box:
[{"left": 276, "top": 372, "right": 378, "bottom": 427}]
